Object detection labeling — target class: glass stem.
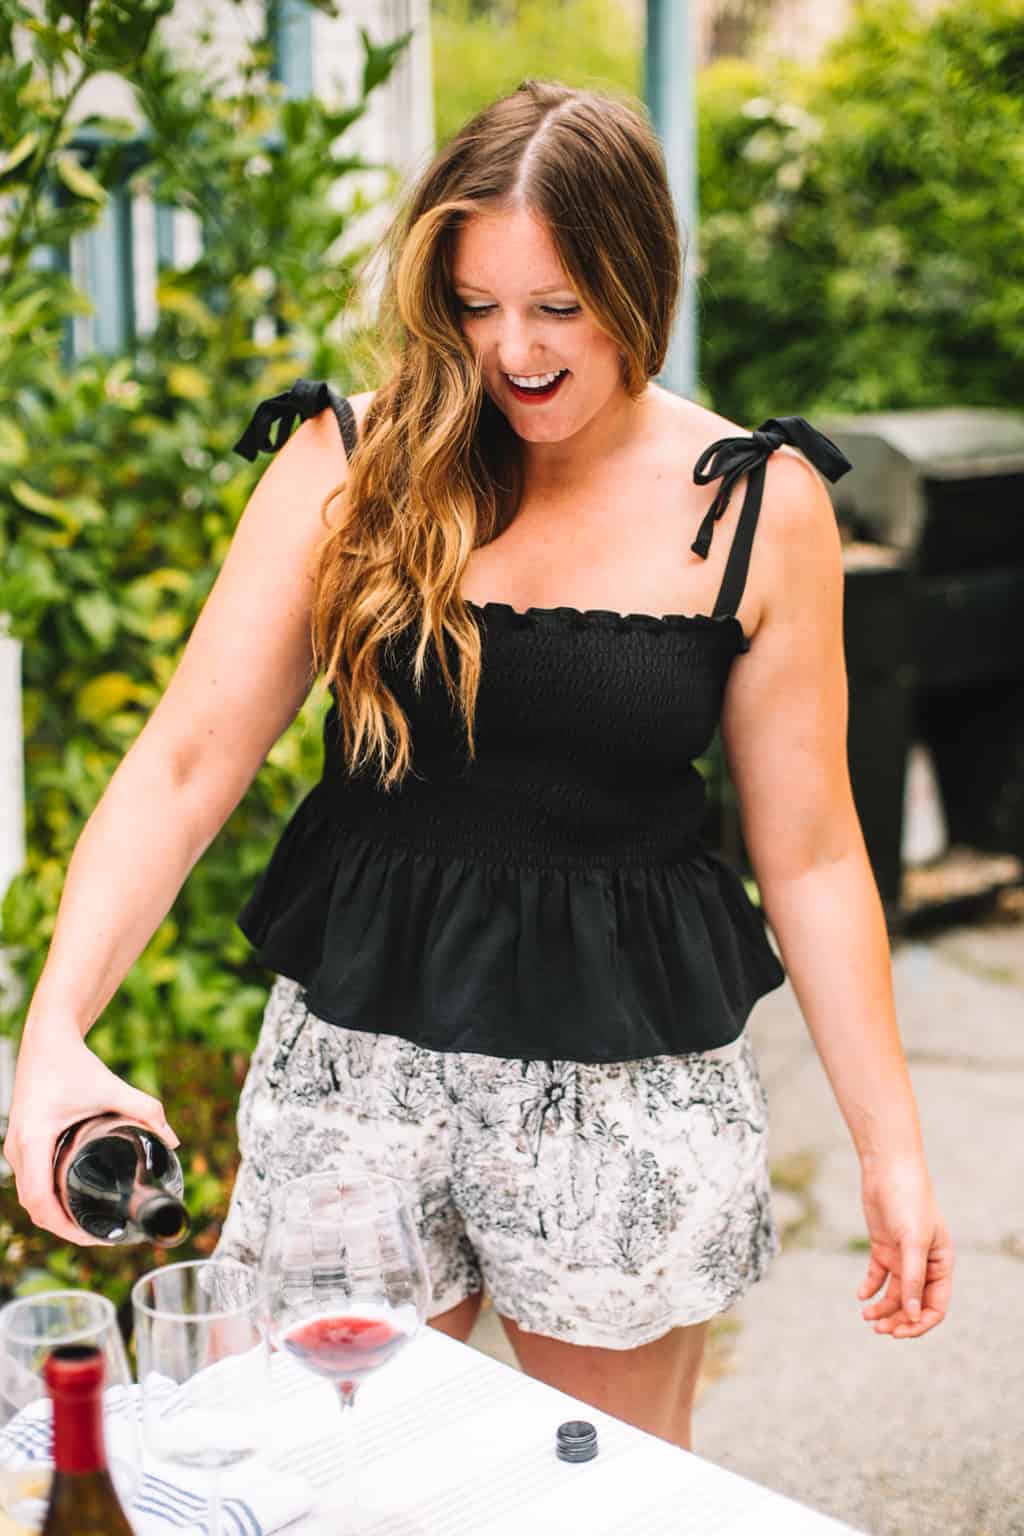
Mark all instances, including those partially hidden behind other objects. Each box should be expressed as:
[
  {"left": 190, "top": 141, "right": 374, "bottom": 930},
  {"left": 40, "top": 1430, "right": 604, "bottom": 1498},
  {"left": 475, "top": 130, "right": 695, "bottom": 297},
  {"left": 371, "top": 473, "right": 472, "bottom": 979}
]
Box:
[{"left": 338, "top": 1381, "right": 360, "bottom": 1526}]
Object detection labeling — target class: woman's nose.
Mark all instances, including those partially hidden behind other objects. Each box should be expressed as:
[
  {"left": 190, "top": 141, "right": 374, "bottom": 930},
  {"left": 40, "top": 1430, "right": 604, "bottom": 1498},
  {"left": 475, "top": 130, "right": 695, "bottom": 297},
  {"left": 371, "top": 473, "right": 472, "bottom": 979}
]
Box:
[{"left": 493, "top": 319, "right": 545, "bottom": 373}]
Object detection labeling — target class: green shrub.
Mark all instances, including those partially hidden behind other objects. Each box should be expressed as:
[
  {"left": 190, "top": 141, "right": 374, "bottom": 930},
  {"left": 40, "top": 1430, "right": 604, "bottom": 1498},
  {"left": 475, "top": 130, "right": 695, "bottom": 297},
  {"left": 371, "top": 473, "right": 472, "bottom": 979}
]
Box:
[{"left": 696, "top": 0, "right": 1024, "bottom": 421}]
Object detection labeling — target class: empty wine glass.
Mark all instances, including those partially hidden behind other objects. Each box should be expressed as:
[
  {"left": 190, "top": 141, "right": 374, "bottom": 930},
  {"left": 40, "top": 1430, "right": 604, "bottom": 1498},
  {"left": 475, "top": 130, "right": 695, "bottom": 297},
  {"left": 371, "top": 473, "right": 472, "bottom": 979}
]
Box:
[
  {"left": 132, "top": 1258, "right": 265, "bottom": 1536},
  {"left": 259, "top": 1167, "right": 432, "bottom": 1530},
  {"left": 0, "top": 1290, "right": 140, "bottom": 1529}
]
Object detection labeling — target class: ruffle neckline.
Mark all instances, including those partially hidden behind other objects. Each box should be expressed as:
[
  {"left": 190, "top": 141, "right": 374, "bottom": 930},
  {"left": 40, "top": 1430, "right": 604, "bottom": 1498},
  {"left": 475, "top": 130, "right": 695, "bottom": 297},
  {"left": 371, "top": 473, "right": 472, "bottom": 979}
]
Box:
[{"left": 465, "top": 596, "right": 749, "bottom": 645}]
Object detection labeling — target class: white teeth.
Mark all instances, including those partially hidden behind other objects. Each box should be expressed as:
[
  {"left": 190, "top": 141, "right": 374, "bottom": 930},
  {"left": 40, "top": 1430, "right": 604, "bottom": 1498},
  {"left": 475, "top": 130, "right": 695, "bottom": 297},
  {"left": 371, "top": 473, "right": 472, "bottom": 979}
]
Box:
[{"left": 506, "top": 369, "right": 565, "bottom": 388}]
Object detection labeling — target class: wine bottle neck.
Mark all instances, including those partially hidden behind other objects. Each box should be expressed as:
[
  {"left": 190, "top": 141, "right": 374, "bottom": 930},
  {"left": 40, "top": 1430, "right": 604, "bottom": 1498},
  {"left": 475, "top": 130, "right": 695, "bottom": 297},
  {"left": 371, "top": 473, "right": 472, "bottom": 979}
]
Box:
[{"left": 51, "top": 1389, "right": 107, "bottom": 1475}]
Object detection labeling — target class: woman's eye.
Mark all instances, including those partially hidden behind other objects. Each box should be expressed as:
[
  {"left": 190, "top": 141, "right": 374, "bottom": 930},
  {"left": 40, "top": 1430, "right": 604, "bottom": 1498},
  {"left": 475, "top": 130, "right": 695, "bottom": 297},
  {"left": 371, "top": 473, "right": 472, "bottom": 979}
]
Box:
[{"left": 458, "top": 302, "right": 581, "bottom": 319}]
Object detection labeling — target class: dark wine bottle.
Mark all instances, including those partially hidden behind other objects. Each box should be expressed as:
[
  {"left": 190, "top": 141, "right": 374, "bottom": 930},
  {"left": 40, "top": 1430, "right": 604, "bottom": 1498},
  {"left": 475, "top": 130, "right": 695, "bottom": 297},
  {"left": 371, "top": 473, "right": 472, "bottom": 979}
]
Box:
[
  {"left": 41, "top": 1345, "right": 135, "bottom": 1536},
  {"left": 53, "top": 1113, "right": 190, "bottom": 1246}
]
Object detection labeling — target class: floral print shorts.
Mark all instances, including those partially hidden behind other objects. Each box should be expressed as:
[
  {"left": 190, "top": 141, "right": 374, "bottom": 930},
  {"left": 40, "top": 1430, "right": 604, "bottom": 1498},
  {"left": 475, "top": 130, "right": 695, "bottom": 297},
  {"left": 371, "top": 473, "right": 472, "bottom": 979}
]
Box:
[{"left": 214, "top": 974, "right": 781, "bottom": 1350}]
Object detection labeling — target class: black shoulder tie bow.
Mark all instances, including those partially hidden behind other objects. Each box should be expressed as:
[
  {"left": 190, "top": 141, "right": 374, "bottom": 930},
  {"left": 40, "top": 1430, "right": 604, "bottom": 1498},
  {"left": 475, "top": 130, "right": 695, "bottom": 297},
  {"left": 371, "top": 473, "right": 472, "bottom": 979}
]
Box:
[
  {"left": 232, "top": 377, "right": 336, "bottom": 461},
  {"left": 690, "top": 416, "right": 853, "bottom": 560}
]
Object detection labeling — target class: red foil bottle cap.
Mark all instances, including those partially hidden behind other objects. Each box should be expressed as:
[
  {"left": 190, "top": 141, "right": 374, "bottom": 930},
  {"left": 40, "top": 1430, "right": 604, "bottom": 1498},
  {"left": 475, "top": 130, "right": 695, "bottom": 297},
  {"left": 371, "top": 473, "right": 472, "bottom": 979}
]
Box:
[
  {"left": 45, "top": 1346, "right": 108, "bottom": 1476},
  {"left": 44, "top": 1345, "right": 106, "bottom": 1394}
]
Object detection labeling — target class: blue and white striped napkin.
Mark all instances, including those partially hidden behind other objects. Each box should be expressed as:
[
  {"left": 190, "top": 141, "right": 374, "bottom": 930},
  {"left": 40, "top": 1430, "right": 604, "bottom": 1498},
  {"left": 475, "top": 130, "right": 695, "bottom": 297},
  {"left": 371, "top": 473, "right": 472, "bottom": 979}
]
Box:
[{"left": 0, "top": 1386, "right": 313, "bottom": 1536}]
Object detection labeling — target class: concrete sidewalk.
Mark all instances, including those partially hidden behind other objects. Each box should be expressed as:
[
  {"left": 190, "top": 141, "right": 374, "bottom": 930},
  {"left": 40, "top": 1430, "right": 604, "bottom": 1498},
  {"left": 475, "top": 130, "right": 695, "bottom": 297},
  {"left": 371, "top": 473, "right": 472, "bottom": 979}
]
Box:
[{"left": 468, "top": 901, "right": 1024, "bottom": 1536}]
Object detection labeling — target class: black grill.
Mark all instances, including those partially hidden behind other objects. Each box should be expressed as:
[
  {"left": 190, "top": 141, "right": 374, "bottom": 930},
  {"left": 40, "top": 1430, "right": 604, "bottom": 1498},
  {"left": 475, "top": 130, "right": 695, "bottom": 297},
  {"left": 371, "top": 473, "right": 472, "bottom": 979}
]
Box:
[{"left": 822, "top": 407, "right": 1024, "bottom": 926}]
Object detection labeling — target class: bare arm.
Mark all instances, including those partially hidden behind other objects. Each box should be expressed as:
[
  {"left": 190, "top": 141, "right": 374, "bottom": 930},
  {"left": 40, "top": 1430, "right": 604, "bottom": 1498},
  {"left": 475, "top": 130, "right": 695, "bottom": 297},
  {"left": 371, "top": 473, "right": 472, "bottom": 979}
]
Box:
[
  {"left": 5, "top": 391, "right": 372, "bottom": 1237},
  {"left": 721, "top": 452, "right": 921, "bottom": 1161},
  {"left": 720, "top": 451, "right": 952, "bottom": 1335}
]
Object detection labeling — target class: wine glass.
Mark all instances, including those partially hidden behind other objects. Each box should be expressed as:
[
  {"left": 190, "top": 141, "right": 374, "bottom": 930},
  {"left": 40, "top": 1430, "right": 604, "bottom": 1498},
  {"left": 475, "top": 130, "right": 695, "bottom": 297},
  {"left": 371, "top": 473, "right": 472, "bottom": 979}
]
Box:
[
  {"left": 0, "top": 1290, "right": 141, "bottom": 1529},
  {"left": 132, "top": 1258, "right": 265, "bottom": 1536},
  {"left": 259, "top": 1167, "right": 432, "bottom": 1529}
]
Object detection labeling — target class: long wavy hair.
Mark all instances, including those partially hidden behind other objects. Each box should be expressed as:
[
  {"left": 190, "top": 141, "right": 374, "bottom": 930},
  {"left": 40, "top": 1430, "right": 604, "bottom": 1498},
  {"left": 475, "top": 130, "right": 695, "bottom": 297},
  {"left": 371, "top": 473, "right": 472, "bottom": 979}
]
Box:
[{"left": 311, "top": 77, "right": 682, "bottom": 789}]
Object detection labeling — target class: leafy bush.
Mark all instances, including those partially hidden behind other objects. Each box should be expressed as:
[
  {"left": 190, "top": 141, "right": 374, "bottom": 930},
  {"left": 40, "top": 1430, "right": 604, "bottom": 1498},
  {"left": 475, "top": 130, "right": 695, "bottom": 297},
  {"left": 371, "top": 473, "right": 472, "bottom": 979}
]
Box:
[
  {"left": 696, "top": 0, "right": 1024, "bottom": 421},
  {"left": 0, "top": 0, "right": 407, "bottom": 1297}
]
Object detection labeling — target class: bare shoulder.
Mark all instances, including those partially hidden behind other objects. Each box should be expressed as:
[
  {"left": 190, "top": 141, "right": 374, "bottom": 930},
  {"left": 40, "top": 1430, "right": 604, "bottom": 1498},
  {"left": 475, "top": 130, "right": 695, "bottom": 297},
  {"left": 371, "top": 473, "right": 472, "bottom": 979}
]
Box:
[
  {"left": 287, "top": 386, "right": 377, "bottom": 473},
  {"left": 665, "top": 395, "right": 842, "bottom": 634},
  {"left": 748, "top": 448, "right": 844, "bottom": 642}
]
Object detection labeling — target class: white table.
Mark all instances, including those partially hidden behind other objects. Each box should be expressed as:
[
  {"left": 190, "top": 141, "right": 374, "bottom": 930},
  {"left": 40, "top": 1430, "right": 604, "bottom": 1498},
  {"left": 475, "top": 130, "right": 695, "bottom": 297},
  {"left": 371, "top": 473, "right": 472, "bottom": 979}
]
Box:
[{"left": 267, "top": 1326, "right": 867, "bottom": 1536}]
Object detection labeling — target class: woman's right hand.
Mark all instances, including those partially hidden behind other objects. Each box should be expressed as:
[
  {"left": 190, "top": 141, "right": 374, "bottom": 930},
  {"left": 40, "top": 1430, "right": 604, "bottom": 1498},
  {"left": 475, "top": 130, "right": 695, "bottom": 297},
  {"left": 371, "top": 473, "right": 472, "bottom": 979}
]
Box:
[{"left": 3, "top": 1020, "right": 179, "bottom": 1245}]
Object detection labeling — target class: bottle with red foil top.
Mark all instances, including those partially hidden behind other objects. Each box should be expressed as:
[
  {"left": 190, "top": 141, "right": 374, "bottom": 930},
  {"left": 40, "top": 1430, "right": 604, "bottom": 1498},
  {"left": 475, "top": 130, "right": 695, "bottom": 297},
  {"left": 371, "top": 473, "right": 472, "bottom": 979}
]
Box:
[{"left": 41, "top": 1345, "right": 135, "bottom": 1535}]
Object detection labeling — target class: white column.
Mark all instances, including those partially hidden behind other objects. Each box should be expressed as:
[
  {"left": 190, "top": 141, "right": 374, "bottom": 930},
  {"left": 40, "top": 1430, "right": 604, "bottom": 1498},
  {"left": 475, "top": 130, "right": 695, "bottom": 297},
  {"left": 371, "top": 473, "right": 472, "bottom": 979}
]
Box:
[{"left": 313, "top": 0, "right": 435, "bottom": 325}]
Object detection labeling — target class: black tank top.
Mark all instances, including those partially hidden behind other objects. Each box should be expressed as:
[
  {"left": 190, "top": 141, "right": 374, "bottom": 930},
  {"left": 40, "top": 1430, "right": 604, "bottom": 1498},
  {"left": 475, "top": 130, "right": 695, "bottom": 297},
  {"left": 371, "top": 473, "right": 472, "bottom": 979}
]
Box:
[{"left": 231, "top": 379, "right": 852, "bottom": 1062}]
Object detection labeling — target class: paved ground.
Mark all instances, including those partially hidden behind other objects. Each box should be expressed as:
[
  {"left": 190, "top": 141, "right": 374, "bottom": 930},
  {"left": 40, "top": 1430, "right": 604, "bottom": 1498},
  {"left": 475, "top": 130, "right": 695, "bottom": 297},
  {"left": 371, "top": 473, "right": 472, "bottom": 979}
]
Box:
[{"left": 466, "top": 897, "right": 1024, "bottom": 1536}]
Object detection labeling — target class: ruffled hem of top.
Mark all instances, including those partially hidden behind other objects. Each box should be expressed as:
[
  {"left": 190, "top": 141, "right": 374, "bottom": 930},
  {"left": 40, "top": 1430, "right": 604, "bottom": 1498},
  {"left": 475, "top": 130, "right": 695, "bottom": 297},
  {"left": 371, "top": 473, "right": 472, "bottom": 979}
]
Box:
[
  {"left": 467, "top": 597, "right": 749, "bottom": 650},
  {"left": 237, "top": 787, "right": 784, "bottom": 1063}
]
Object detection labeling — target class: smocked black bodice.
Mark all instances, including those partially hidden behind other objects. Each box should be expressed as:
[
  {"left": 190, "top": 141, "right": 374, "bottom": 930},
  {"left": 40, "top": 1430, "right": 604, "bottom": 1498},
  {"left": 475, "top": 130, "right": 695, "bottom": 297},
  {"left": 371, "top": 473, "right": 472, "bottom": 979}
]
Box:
[{"left": 231, "top": 381, "right": 852, "bottom": 1062}]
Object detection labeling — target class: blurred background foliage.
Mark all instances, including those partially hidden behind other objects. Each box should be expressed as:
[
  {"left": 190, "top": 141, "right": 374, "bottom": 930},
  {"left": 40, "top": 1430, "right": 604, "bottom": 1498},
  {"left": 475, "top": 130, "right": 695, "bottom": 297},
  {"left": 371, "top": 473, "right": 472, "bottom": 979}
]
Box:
[
  {"left": 696, "top": 0, "right": 1024, "bottom": 422},
  {"left": 431, "top": 0, "right": 642, "bottom": 147},
  {"left": 1, "top": 0, "right": 1022, "bottom": 1303}
]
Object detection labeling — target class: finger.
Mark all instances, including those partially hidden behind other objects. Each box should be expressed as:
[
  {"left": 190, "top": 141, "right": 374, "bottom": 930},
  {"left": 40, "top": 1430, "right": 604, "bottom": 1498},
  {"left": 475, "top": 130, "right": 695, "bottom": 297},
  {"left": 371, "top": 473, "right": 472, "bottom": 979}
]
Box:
[
  {"left": 862, "top": 1272, "right": 901, "bottom": 1320},
  {"left": 891, "top": 1306, "right": 943, "bottom": 1339},
  {"left": 893, "top": 1263, "right": 954, "bottom": 1337},
  {"left": 863, "top": 1293, "right": 901, "bottom": 1321},
  {"left": 857, "top": 1255, "right": 888, "bottom": 1302},
  {"left": 900, "top": 1240, "right": 928, "bottom": 1324},
  {"left": 123, "top": 1089, "right": 179, "bottom": 1148},
  {"left": 15, "top": 1164, "right": 100, "bottom": 1246}
]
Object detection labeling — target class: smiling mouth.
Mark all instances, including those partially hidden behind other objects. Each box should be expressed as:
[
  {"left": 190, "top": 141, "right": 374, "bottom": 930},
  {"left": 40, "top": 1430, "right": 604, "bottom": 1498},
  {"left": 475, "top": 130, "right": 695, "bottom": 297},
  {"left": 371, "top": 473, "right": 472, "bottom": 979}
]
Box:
[{"left": 504, "top": 370, "right": 570, "bottom": 400}]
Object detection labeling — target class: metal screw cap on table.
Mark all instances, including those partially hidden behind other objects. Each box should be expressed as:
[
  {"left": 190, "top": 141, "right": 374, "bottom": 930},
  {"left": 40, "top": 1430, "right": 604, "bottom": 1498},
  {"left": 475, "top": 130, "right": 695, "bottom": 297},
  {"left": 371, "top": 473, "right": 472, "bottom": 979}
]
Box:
[{"left": 556, "top": 1420, "right": 599, "bottom": 1462}]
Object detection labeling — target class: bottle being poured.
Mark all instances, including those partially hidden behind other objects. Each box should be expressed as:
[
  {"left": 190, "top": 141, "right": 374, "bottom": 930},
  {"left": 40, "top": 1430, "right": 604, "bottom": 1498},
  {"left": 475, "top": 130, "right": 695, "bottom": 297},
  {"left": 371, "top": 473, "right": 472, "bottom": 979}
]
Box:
[{"left": 52, "top": 1113, "right": 190, "bottom": 1246}]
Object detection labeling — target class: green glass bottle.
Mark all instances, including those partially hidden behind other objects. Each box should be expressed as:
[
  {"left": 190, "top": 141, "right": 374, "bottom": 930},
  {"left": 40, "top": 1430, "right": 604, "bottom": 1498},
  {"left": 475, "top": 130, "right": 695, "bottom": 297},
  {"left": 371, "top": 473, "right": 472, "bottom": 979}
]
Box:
[{"left": 41, "top": 1345, "right": 135, "bottom": 1535}]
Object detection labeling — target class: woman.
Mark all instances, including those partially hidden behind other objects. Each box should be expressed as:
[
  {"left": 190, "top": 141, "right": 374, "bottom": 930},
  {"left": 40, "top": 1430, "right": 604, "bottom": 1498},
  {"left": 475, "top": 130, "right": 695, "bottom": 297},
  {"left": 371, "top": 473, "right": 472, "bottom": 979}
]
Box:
[{"left": 5, "top": 79, "right": 952, "bottom": 1451}]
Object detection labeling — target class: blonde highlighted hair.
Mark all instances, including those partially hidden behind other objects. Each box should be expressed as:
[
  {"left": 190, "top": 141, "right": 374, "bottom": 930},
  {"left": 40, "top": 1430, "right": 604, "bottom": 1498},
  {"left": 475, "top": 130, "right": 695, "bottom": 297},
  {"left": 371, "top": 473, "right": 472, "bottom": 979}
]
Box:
[{"left": 311, "top": 77, "right": 682, "bottom": 788}]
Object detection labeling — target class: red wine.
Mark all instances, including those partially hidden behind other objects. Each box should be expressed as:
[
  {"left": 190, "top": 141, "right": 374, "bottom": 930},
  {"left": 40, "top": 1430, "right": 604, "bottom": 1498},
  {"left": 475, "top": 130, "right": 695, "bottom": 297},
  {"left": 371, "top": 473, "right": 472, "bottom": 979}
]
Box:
[
  {"left": 53, "top": 1114, "right": 190, "bottom": 1246},
  {"left": 41, "top": 1345, "right": 135, "bottom": 1535},
  {"left": 282, "top": 1310, "right": 410, "bottom": 1388}
]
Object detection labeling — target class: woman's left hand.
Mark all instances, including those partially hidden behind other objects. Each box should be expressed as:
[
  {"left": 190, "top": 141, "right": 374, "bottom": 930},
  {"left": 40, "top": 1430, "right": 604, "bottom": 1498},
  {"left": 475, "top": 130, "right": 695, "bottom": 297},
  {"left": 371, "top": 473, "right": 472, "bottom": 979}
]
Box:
[{"left": 857, "top": 1156, "right": 954, "bottom": 1339}]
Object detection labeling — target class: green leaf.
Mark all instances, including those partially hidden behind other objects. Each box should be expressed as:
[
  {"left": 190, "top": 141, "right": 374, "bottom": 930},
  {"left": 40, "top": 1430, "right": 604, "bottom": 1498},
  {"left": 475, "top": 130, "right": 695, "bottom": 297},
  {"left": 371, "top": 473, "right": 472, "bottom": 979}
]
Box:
[
  {"left": 73, "top": 113, "right": 140, "bottom": 142},
  {"left": 155, "top": 281, "right": 217, "bottom": 335},
  {"left": 359, "top": 24, "right": 414, "bottom": 97},
  {"left": 129, "top": 567, "right": 193, "bottom": 598},
  {"left": 85, "top": 0, "right": 176, "bottom": 72},
  {"left": 54, "top": 152, "right": 107, "bottom": 204},
  {"left": 73, "top": 592, "right": 119, "bottom": 648},
  {"left": 75, "top": 672, "right": 140, "bottom": 723},
  {"left": 0, "top": 549, "right": 66, "bottom": 617},
  {"left": 0, "top": 420, "right": 30, "bottom": 467},
  {"left": 0, "top": 131, "right": 39, "bottom": 181},
  {"left": 10, "top": 480, "right": 71, "bottom": 523},
  {"left": 1, "top": 874, "right": 43, "bottom": 946},
  {"left": 166, "top": 364, "right": 209, "bottom": 400}
]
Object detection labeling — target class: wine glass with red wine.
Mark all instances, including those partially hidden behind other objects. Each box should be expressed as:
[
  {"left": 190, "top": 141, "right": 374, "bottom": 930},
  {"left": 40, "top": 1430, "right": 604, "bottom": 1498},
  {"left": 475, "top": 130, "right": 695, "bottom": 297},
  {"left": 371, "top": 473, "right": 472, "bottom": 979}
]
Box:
[{"left": 259, "top": 1167, "right": 431, "bottom": 1528}]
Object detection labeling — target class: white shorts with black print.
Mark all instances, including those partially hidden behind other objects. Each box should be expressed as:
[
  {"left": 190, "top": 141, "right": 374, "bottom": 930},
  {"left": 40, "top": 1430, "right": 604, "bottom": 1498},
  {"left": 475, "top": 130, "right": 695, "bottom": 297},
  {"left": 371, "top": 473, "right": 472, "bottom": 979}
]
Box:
[{"left": 214, "top": 975, "right": 781, "bottom": 1350}]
